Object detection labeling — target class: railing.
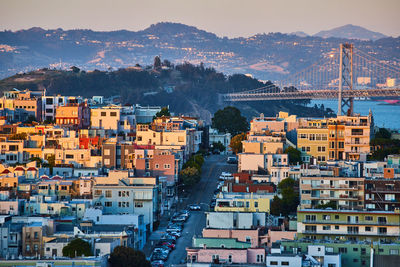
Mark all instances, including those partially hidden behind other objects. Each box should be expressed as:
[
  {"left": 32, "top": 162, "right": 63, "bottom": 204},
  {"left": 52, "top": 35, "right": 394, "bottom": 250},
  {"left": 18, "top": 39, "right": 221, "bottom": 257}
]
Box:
[{"left": 302, "top": 220, "right": 400, "bottom": 226}]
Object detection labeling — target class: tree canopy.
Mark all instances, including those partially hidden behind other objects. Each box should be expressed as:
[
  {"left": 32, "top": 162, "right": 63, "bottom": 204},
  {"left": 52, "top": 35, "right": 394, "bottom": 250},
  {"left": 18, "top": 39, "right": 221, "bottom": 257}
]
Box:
[
  {"left": 154, "top": 106, "right": 171, "bottom": 118},
  {"left": 212, "top": 106, "right": 249, "bottom": 136},
  {"left": 62, "top": 238, "right": 92, "bottom": 258},
  {"left": 270, "top": 178, "right": 299, "bottom": 216},
  {"left": 229, "top": 132, "right": 247, "bottom": 154},
  {"left": 284, "top": 147, "right": 302, "bottom": 165},
  {"left": 109, "top": 246, "right": 151, "bottom": 267}
]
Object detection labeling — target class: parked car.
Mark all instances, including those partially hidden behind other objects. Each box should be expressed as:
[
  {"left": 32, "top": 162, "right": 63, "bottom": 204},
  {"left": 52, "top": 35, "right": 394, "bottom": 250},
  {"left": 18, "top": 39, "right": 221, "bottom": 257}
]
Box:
[
  {"left": 167, "top": 227, "right": 182, "bottom": 233},
  {"left": 227, "top": 156, "right": 238, "bottom": 164},
  {"left": 158, "top": 241, "right": 175, "bottom": 250},
  {"left": 168, "top": 231, "right": 182, "bottom": 238},
  {"left": 151, "top": 260, "right": 165, "bottom": 267},
  {"left": 219, "top": 172, "right": 233, "bottom": 180},
  {"left": 172, "top": 216, "right": 187, "bottom": 222},
  {"left": 188, "top": 204, "right": 201, "bottom": 211}
]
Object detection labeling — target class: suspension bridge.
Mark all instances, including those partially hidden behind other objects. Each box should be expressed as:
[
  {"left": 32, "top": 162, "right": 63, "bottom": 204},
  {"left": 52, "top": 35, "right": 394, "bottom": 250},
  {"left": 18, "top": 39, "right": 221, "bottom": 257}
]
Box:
[{"left": 221, "top": 43, "right": 400, "bottom": 115}]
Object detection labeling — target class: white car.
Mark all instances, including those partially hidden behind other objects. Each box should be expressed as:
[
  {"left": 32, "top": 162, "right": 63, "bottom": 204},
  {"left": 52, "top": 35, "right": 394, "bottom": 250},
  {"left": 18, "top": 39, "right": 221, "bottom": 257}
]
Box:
[
  {"left": 219, "top": 172, "right": 233, "bottom": 180},
  {"left": 189, "top": 204, "right": 201, "bottom": 210}
]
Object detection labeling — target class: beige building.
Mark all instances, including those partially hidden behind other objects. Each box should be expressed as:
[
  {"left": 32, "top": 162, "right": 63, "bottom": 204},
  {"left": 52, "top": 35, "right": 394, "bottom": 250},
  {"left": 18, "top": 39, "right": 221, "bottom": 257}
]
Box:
[{"left": 300, "top": 176, "right": 365, "bottom": 210}]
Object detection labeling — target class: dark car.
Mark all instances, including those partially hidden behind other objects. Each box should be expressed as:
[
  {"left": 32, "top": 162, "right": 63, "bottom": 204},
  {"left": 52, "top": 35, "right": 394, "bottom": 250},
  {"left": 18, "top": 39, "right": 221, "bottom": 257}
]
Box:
[{"left": 227, "top": 156, "right": 238, "bottom": 164}]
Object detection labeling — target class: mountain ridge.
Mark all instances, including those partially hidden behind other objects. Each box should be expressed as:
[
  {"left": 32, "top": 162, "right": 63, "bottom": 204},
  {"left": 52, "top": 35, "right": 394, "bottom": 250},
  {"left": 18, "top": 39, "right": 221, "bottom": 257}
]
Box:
[
  {"left": 314, "top": 24, "right": 387, "bottom": 41},
  {"left": 0, "top": 22, "right": 398, "bottom": 81}
]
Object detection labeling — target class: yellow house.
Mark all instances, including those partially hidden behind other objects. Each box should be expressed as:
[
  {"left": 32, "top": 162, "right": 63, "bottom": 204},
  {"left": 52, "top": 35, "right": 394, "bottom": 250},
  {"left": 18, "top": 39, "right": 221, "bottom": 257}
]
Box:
[{"left": 215, "top": 193, "right": 271, "bottom": 213}]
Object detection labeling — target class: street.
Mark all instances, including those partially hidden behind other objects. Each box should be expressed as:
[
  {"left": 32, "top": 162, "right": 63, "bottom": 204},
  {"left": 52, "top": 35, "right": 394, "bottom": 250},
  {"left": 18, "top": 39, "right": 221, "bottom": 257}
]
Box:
[{"left": 144, "top": 154, "right": 237, "bottom": 266}]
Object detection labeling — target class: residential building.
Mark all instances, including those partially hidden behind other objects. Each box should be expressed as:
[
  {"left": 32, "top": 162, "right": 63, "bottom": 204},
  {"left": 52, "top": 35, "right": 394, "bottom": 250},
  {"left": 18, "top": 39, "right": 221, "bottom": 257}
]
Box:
[
  {"left": 297, "top": 209, "right": 400, "bottom": 242},
  {"left": 205, "top": 212, "right": 266, "bottom": 229},
  {"left": 215, "top": 192, "right": 271, "bottom": 213},
  {"left": 282, "top": 239, "right": 400, "bottom": 267},
  {"left": 365, "top": 178, "right": 400, "bottom": 211},
  {"left": 300, "top": 176, "right": 365, "bottom": 210},
  {"left": 55, "top": 102, "right": 90, "bottom": 129}
]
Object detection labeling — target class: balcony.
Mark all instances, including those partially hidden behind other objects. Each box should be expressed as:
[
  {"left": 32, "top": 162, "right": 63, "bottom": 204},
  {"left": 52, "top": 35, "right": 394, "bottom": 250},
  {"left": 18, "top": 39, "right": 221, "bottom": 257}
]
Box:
[{"left": 302, "top": 220, "right": 400, "bottom": 226}]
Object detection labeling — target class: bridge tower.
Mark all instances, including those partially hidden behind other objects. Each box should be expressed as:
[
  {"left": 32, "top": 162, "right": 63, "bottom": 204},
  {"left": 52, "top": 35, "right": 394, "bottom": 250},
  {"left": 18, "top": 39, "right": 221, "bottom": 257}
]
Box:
[{"left": 338, "top": 43, "right": 354, "bottom": 116}]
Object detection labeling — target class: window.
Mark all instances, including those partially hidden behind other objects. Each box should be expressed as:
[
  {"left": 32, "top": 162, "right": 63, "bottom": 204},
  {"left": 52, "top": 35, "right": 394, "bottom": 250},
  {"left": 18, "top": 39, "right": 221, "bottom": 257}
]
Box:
[
  {"left": 254, "top": 201, "right": 258, "bottom": 208},
  {"left": 105, "top": 190, "right": 112, "bottom": 198},
  {"left": 353, "top": 248, "right": 358, "bottom": 251},
  {"left": 365, "top": 216, "right": 373, "bottom": 221},
  {"left": 361, "top": 248, "right": 366, "bottom": 255},
  {"left": 365, "top": 226, "right": 372, "bottom": 232},
  {"left": 135, "top": 202, "right": 143, "bottom": 208},
  {"left": 282, "top": 262, "right": 289, "bottom": 266},
  {"left": 323, "top": 225, "right": 331, "bottom": 230},
  {"left": 385, "top": 194, "right": 395, "bottom": 201},
  {"left": 328, "top": 264, "right": 336, "bottom": 267},
  {"left": 270, "top": 262, "right": 278, "bottom": 266},
  {"left": 390, "top": 249, "right": 399, "bottom": 255},
  {"left": 339, "top": 247, "right": 348, "bottom": 253},
  {"left": 155, "top": 164, "right": 159, "bottom": 169},
  {"left": 101, "top": 112, "right": 106, "bottom": 116},
  {"left": 228, "top": 255, "right": 232, "bottom": 263},
  {"left": 335, "top": 225, "right": 339, "bottom": 230},
  {"left": 164, "top": 164, "right": 170, "bottom": 169},
  {"left": 323, "top": 215, "right": 331, "bottom": 220},
  {"left": 105, "top": 202, "right": 112, "bottom": 207},
  {"left": 256, "top": 254, "right": 264, "bottom": 263},
  {"left": 110, "top": 112, "right": 117, "bottom": 117},
  {"left": 66, "top": 154, "right": 74, "bottom": 159},
  {"left": 94, "top": 190, "right": 102, "bottom": 196}
]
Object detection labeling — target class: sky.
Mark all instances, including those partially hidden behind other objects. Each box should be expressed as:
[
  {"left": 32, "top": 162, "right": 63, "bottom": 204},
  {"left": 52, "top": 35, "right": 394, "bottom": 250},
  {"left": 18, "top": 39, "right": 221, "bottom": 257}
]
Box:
[{"left": 0, "top": 0, "right": 399, "bottom": 37}]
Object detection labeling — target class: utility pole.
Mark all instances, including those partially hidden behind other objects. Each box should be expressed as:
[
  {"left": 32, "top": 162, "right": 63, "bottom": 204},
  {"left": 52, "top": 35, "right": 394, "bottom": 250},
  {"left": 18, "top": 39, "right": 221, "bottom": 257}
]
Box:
[{"left": 337, "top": 43, "right": 354, "bottom": 116}]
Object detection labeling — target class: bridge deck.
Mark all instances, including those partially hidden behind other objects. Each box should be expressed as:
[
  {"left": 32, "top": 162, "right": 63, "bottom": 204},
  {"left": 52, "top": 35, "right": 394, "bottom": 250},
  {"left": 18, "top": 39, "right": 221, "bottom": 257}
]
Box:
[{"left": 222, "top": 88, "right": 400, "bottom": 101}]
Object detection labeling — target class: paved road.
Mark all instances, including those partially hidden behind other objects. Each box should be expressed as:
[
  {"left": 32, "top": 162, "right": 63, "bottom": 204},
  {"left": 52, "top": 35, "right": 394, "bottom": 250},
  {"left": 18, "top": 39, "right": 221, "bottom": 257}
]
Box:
[{"left": 144, "top": 154, "right": 237, "bottom": 266}]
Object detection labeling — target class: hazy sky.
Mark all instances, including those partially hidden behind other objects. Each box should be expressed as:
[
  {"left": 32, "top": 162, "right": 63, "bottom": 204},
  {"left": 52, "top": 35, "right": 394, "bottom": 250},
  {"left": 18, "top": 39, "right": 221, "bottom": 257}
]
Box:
[{"left": 1, "top": 0, "right": 399, "bottom": 37}]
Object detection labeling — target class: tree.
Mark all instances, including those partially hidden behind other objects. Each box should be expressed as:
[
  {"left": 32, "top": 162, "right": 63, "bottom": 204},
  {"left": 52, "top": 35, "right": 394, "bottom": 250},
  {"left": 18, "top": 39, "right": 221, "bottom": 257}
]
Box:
[
  {"left": 212, "top": 106, "right": 249, "bottom": 136},
  {"left": 153, "top": 56, "right": 162, "bottom": 70},
  {"left": 62, "top": 238, "right": 92, "bottom": 258},
  {"left": 154, "top": 107, "right": 171, "bottom": 118},
  {"left": 180, "top": 167, "right": 200, "bottom": 187},
  {"left": 212, "top": 141, "right": 225, "bottom": 152},
  {"left": 70, "top": 66, "right": 80, "bottom": 73},
  {"left": 229, "top": 132, "right": 247, "bottom": 154},
  {"left": 270, "top": 178, "right": 299, "bottom": 216},
  {"left": 109, "top": 246, "right": 151, "bottom": 267},
  {"left": 270, "top": 195, "right": 282, "bottom": 216},
  {"left": 375, "top": 128, "right": 391, "bottom": 139},
  {"left": 284, "top": 147, "right": 302, "bottom": 165}
]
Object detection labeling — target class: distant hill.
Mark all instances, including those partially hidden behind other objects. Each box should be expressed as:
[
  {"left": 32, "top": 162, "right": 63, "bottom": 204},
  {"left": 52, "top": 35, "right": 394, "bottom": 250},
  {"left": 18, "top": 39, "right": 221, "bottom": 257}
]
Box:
[
  {"left": 290, "top": 31, "right": 309, "bottom": 37},
  {"left": 0, "top": 22, "right": 398, "bottom": 81},
  {"left": 314, "top": 24, "right": 387, "bottom": 41},
  {"left": 0, "top": 63, "right": 332, "bottom": 123}
]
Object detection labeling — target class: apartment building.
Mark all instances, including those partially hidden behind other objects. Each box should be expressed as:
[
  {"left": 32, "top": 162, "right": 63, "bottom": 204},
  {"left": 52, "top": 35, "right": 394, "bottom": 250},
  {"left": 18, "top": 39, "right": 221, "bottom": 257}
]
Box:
[
  {"left": 297, "top": 209, "right": 400, "bottom": 242},
  {"left": 298, "top": 114, "right": 372, "bottom": 163},
  {"left": 187, "top": 245, "right": 265, "bottom": 265},
  {"left": 238, "top": 153, "right": 289, "bottom": 183},
  {"left": 365, "top": 178, "right": 400, "bottom": 211},
  {"left": 42, "top": 95, "right": 82, "bottom": 121},
  {"left": 102, "top": 141, "right": 135, "bottom": 169},
  {"left": 215, "top": 192, "right": 271, "bottom": 213},
  {"left": 300, "top": 176, "right": 365, "bottom": 210},
  {"left": 297, "top": 119, "right": 329, "bottom": 163},
  {"left": 282, "top": 239, "right": 400, "bottom": 267},
  {"left": 205, "top": 212, "right": 266, "bottom": 229},
  {"left": 90, "top": 105, "right": 135, "bottom": 134},
  {"left": 0, "top": 89, "right": 43, "bottom": 122},
  {"left": 92, "top": 179, "right": 158, "bottom": 232},
  {"left": 55, "top": 102, "right": 90, "bottom": 129}
]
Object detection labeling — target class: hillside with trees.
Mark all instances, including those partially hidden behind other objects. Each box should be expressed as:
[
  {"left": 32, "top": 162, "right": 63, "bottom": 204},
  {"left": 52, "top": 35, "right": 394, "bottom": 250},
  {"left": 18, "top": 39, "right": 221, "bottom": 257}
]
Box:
[{"left": 0, "top": 61, "right": 330, "bottom": 123}]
